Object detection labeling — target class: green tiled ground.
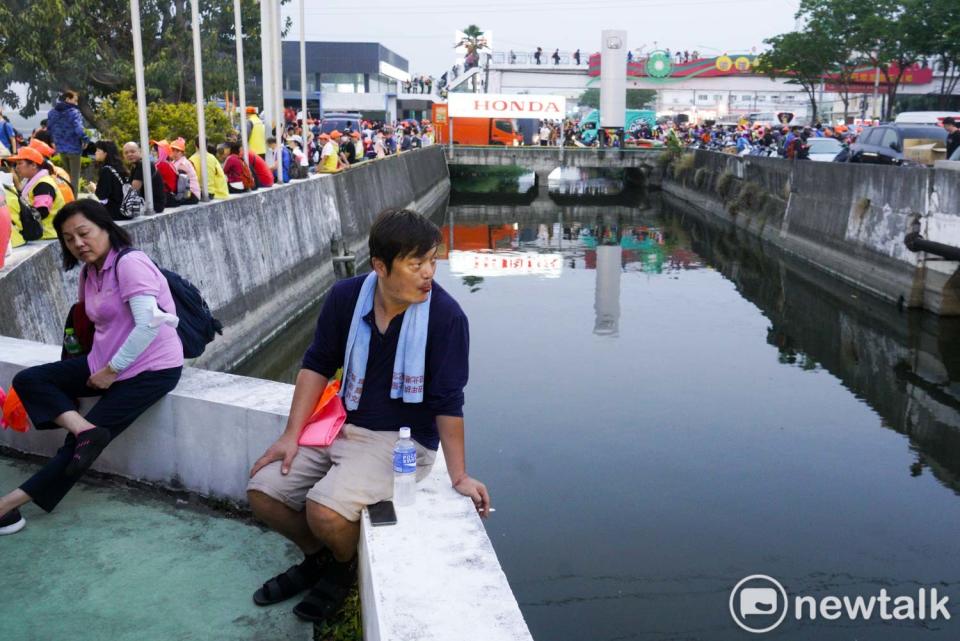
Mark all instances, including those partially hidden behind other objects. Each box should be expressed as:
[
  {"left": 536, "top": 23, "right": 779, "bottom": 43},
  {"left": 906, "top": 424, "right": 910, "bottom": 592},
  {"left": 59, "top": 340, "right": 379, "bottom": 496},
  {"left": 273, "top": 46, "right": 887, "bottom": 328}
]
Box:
[{"left": 0, "top": 456, "right": 311, "bottom": 641}]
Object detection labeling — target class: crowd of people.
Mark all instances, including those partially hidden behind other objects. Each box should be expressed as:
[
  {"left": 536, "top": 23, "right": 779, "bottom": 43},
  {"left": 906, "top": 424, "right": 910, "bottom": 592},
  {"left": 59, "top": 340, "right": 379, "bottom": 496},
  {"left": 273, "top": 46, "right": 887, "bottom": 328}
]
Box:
[
  {"left": 503, "top": 47, "right": 704, "bottom": 66},
  {"left": 402, "top": 76, "right": 435, "bottom": 94},
  {"left": 677, "top": 121, "right": 855, "bottom": 159},
  {"left": 1, "top": 91, "right": 439, "bottom": 264},
  {"left": 526, "top": 114, "right": 887, "bottom": 163}
]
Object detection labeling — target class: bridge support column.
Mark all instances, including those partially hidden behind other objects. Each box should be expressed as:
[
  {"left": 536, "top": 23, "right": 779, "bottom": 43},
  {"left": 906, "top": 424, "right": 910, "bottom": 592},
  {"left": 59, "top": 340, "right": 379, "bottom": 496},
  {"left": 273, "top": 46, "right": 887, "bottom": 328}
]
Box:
[{"left": 536, "top": 170, "right": 552, "bottom": 200}]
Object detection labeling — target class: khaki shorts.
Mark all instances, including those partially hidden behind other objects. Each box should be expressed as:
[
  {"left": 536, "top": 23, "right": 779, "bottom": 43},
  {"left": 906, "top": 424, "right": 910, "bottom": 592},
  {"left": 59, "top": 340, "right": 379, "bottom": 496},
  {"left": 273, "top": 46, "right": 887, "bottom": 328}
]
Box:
[{"left": 247, "top": 424, "right": 436, "bottom": 522}]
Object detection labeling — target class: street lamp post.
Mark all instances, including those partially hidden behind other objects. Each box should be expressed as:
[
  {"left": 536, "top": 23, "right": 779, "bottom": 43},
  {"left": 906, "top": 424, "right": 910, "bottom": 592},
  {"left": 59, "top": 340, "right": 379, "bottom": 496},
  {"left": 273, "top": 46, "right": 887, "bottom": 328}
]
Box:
[
  {"left": 273, "top": 0, "right": 283, "bottom": 181},
  {"left": 129, "top": 0, "right": 154, "bottom": 214},
  {"left": 190, "top": 0, "right": 210, "bottom": 201},
  {"left": 872, "top": 54, "right": 881, "bottom": 121},
  {"left": 299, "top": 0, "right": 307, "bottom": 126},
  {"left": 261, "top": 0, "right": 273, "bottom": 135},
  {"left": 233, "top": 0, "right": 250, "bottom": 167}
]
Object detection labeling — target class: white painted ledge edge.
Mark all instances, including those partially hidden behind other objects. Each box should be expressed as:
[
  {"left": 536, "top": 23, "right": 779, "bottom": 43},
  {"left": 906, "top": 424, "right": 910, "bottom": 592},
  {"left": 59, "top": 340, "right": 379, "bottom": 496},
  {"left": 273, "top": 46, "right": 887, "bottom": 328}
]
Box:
[{"left": 359, "top": 450, "right": 534, "bottom": 641}]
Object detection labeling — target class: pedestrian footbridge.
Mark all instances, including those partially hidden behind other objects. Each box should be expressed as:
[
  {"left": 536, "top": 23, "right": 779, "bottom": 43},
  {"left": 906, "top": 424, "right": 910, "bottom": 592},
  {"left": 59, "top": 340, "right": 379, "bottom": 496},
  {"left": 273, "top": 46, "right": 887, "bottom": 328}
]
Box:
[
  {"left": 445, "top": 145, "right": 661, "bottom": 173},
  {"left": 445, "top": 146, "right": 663, "bottom": 196}
]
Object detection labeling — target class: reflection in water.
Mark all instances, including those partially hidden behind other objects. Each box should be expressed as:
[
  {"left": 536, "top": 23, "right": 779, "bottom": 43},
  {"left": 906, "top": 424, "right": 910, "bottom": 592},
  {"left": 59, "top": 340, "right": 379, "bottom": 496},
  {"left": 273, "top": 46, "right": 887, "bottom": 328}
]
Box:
[
  {"left": 665, "top": 201, "right": 960, "bottom": 493},
  {"left": 594, "top": 245, "right": 622, "bottom": 336},
  {"left": 440, "top": 219, "right": 691, "bottom": 275},
  {"left": 448, "top": 250, "right": 563, "bottom": 278},
  {"left": 441, "top": 206, "right": 703, "bottom": 335},
  {"left": 548, "top": 167, "right": 625, "bottom": 196},
  {"left": 449, "top": 165, "right": 536, "bottom": 196}
]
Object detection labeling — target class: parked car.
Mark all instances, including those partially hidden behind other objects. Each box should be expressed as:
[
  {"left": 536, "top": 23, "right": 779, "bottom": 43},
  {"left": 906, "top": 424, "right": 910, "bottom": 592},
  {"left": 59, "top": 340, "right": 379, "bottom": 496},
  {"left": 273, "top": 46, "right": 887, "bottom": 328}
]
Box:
[
  {"left": 894, "top": 111, "right": 960, "bottom": 126},
  {"left": 847, "top": 125, "right": 947, "bottom": 166},
  {"left": 806, "top": 137, "right": 843, "bottom": 162}
]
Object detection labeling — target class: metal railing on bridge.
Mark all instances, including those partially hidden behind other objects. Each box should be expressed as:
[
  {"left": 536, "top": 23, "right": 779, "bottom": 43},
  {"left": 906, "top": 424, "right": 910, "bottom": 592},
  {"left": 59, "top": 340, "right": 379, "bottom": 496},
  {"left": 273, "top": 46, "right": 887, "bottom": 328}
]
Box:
[{"left": 489, "top": 51, "right": 587, "bottom": 66}]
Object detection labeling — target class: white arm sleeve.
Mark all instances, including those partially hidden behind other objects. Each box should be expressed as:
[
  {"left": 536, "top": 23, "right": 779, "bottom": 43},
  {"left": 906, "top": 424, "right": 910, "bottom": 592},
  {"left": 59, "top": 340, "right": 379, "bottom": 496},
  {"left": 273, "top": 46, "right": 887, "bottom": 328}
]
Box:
[{"left": 109, "top": 295, "right": 165, "bottom": 372}]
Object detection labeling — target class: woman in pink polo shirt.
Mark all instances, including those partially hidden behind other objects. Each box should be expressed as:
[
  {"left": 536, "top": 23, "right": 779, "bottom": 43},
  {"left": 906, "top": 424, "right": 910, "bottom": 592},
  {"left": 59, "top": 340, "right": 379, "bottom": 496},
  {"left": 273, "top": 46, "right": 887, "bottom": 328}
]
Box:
[{"left": 0, "top": 200, "right": 183, "bottom": 536}]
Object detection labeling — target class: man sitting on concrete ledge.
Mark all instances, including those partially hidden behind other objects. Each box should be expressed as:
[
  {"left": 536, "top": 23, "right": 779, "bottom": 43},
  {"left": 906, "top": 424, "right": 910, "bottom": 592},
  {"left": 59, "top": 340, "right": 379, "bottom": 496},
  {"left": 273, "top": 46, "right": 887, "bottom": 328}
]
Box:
[{"left": 247, "top": 208, "right": 491, "bottom": 624}]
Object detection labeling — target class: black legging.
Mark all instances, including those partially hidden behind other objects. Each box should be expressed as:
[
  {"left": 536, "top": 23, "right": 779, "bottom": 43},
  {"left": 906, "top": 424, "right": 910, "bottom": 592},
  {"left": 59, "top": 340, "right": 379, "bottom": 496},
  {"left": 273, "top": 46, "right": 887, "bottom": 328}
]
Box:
[{"left": 12, "top": 358, "right": 181, "bottom": 512}]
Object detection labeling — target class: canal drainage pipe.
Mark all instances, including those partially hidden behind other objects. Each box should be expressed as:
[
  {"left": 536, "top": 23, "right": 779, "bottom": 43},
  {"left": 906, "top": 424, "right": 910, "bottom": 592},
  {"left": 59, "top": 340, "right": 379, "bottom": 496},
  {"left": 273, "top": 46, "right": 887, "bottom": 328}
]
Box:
[{"left": 904, "top": 232, "right": 960, "bottom": 261}]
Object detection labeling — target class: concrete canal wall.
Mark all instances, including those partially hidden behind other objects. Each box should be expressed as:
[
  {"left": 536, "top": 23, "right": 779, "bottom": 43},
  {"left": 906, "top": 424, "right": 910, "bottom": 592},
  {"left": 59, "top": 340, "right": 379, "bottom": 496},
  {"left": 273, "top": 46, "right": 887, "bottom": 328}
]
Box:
[
  {"left": 661, "top": 150, "right": 960, "bottom": 315},
  {"left": 0, "top": 146, "right": 450, "bottom": 371}
]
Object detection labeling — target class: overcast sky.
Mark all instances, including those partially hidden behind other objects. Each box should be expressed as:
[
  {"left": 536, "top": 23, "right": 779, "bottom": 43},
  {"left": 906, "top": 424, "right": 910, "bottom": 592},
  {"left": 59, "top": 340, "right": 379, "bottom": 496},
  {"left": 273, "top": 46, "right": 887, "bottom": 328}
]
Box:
[{"left": 282, "top": 0, "right": 801, "bottom": 76}]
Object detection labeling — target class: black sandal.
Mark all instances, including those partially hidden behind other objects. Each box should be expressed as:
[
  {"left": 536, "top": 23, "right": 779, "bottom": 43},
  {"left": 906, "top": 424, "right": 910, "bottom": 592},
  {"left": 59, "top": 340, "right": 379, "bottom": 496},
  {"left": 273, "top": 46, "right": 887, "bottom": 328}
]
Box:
[
  {"left": 292, "top": 575, "right": 356, "bottom": 623},
  {"left": 253, "top": 551, "right": 331, "bottom": 606}
]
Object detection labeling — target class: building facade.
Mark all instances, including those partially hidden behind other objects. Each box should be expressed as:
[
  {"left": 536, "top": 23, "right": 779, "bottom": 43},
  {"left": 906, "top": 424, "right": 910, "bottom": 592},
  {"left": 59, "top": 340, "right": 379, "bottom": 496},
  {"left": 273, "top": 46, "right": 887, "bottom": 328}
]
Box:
[
  {"left": 279, "top": 41, "right": 411, "bottom": 117},
  {"left": 483, "top": 51, "right": 955, "bottom": 124}
]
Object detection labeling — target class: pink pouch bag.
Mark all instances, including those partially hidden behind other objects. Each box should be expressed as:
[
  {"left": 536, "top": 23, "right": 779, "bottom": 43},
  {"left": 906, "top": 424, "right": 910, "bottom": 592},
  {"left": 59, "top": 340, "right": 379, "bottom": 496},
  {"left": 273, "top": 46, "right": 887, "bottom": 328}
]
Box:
[{"left": 298, "top": 380, "right": 347, "bottom": 447}]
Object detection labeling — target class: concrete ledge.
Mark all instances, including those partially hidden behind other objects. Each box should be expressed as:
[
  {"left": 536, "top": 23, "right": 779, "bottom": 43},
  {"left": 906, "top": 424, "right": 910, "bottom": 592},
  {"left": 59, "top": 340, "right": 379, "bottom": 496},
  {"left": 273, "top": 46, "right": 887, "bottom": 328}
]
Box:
[
  {"left": 359, "top": 453, "right": 533, "bottom": 641},
  {"left": 0, "top": 336, "right": 290, "bottom": 502}
]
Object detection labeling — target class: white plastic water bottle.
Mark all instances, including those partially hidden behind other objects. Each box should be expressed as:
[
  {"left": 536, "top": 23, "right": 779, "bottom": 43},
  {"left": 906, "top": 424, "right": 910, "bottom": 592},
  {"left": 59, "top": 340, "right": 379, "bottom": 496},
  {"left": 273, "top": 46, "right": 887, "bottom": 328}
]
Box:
[{"left": 393, "top": 427, "right": 417, "bottom": 506}]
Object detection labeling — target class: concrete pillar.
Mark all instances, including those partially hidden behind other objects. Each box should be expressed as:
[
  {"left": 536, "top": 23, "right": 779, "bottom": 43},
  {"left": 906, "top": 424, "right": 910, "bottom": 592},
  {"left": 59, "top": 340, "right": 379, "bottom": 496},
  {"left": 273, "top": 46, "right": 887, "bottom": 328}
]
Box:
[{"left": 535, "top": 170, "right": 552, "bottom": 201}]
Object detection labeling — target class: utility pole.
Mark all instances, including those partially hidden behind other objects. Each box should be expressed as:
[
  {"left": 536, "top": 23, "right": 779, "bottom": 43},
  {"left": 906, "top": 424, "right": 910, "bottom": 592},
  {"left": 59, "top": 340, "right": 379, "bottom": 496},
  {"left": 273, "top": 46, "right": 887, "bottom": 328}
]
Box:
[{"left": 872, "top": 54, "right": 881, "bottom": 121}]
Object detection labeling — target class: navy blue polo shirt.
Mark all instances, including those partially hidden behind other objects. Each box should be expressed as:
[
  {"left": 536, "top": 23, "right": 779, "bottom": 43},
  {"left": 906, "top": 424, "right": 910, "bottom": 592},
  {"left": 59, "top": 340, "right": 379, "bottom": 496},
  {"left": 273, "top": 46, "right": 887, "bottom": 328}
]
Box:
[{"left": 301, "top": 275, "right": 469, "bottom": 450}]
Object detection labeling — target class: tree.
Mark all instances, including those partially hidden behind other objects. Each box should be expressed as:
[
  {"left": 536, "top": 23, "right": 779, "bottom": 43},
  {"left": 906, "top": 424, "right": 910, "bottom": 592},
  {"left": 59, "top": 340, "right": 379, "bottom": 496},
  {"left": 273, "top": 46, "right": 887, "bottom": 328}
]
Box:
[
  {"left": 96, "top": 91, "right": 234, "bottom": 152},
  {"left": 918, "top": 0, "right": 960, "bottom": 107},
  {"left": 755, "top": 28, "right": 839, "bottom": 124},
  {"left": 578, "top": 88, "right": 657, "bottom": 110},
  {"left": 0, "top": 0, "right": 272, "bottom": 129},
  {"left": 797, "top": 0, "right": 927, "bottom": 120},
  {"left": 455, "top": 25, "right": 489, "bottom": 71},
  {"left": 790, "top": 0, "right": 865, "bottom": 121}
]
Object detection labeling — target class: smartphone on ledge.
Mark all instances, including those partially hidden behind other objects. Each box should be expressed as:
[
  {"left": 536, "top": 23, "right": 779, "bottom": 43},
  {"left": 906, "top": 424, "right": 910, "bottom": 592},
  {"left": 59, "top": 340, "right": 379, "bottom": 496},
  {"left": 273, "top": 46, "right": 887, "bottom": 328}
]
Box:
[{"left": 368, "top": 500, "right": 397, "bottom": 526}]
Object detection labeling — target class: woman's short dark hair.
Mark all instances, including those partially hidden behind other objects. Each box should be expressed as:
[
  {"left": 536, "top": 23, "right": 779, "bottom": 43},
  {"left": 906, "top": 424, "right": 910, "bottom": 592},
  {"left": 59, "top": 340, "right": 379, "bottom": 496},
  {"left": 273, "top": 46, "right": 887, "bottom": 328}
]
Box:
[
  {"left": 53, "top": 200, "right": 132, "bottom": 270},
  {"left": 94, "top": 140, "right": 127, "bottom": 178},
  {"left": 33, "top": 129, "right": 53, "bottom": 145},
  {"left": 368, "top": 208, "right": 441, "bottom": 274},
  {"left": 228, "top": 141, "right": 242, "bottom": 155}
]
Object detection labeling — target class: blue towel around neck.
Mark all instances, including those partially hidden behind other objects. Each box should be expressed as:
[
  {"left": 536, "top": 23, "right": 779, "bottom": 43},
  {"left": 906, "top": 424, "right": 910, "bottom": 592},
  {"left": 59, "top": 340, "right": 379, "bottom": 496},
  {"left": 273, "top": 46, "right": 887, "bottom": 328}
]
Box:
[{"left": 341, "top": 272, "right": 431, "bottom": 411}]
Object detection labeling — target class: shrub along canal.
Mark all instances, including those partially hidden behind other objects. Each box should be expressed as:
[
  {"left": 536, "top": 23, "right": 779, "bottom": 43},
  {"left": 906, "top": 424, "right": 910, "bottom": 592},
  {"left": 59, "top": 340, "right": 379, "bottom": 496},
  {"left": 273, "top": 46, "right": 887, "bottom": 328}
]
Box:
[{"left": 235, "top": 167, "right": 960, "bottom": 640}]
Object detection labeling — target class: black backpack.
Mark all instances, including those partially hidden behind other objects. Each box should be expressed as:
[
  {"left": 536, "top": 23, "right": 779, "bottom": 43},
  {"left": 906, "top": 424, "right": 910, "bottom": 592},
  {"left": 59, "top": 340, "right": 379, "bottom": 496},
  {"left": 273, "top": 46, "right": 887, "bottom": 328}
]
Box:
[
  {"left": 8, "top": 186, "right": 44, "bottom": 241},
  {"left": 117, "top": 248, "right": 223, "bottom": 358}
]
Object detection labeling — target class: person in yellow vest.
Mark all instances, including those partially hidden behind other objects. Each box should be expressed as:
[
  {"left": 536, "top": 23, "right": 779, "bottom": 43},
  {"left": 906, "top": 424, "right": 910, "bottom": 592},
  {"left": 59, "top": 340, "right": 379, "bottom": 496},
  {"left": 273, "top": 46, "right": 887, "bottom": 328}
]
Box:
[
  {"left": 4, "top": 147, "right": 62, "bottom": 241},
  {"left": 0, "top": 185, "right": 10, "bottom": 266},
  {"left": 319, "top": 131, "right": 341, "bottom": 173},
  {"left": 1, "top": 168, "right": 24, "bottom": 248},
  {"left": 190, "top": 137, "right": 229, "bottom": 199},
  {"left": 28, "top": 138, "right": 75, "bottom": 203},
  {"left": 247, "top": 107, "right": 267, "bottom": 157}
]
